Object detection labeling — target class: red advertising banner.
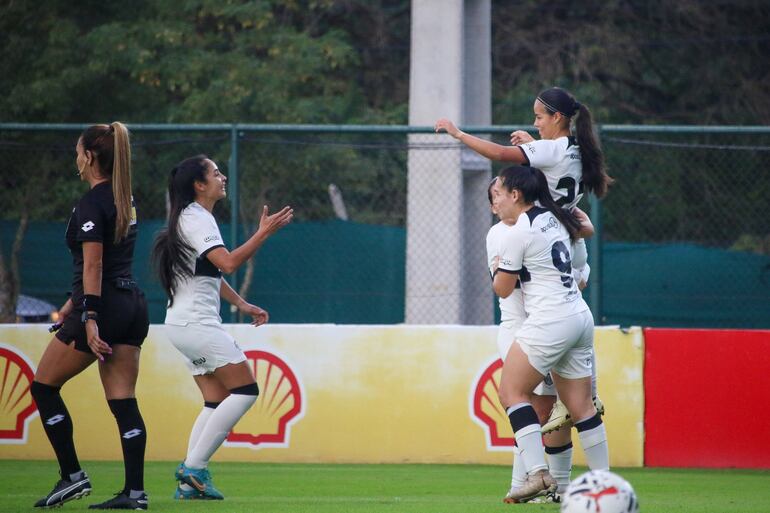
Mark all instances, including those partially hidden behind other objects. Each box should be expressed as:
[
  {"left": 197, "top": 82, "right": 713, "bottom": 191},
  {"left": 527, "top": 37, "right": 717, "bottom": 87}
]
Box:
[{"left": 644, "top": 328, "right": 770, "bottom": 468}]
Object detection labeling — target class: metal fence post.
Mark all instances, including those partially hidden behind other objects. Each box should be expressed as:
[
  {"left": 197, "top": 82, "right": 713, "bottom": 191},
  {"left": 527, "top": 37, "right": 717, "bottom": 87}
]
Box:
[
  {"left": 229, "top": 125, "right": 239, "bottom": 322},
  {"left": 588, "top": 125, "right": 604, "bottom": 324}
]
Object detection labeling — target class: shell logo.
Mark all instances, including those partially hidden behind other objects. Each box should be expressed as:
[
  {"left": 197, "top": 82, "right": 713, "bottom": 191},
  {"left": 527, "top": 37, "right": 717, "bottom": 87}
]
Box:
[
  {"left": 0, "top": 344, "right": 38, "bottom": 444},
  {"left": 469, "top": 357, "right": 514, "bottom": 451},
  {"left": 225, "top": 349, "right": 304, "bottom": 450}
]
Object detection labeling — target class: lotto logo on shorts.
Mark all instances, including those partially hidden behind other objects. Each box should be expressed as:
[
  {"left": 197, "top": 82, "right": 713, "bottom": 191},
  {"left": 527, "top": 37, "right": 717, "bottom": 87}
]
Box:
[
  {"left": 469, "top": 358, "right": 514, "bottom": 451},
  {"left": 0, "top": 344, "right": 38, "bottom": 444},
  {"left": 224, "top": 350, "right": 305, "bottom": 450}
]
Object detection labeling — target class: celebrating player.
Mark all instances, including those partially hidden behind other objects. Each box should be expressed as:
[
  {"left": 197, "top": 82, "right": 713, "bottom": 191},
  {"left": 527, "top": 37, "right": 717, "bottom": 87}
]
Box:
[
  {"left": 485, "top": 178, "right": 575, "bottom": 503},
  {"left": 31, "top": 122, "right": 150, "bottom": 510},
  {"left": 491, "top": 165, "right": 608, "bottom": 502},
  {"left": 152, "top": 155, "right": 292, "bottom": 500},
  {"left": 436, "top": 86, "right": 612, "bottom": 432}
]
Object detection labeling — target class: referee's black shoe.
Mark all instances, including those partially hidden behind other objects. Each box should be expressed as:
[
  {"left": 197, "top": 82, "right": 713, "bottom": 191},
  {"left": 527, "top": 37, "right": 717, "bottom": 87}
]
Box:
[
  {"left": 89, "top": 490, "right": 148, "bottom": 510},
  {"left": 34, "top": 471, "right": 92, "bottom": 508}
]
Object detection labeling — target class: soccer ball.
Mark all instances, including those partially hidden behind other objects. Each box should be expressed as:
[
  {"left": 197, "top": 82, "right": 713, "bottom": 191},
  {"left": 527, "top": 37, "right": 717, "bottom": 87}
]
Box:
[{"left": 560, "top": 470, "right": 639, "bottom": 513}]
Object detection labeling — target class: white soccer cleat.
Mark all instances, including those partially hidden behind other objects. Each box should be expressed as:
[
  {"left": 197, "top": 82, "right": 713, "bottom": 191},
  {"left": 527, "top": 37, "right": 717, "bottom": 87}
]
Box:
[
  {"left": 542, "top": 400, "right": 571, "bottom": 434},
  {"left": 542, "top": 396, "right": 605, "bottom": 434},
  {"left": 502, "top": 469, "right": 557, "bottom": 503}
]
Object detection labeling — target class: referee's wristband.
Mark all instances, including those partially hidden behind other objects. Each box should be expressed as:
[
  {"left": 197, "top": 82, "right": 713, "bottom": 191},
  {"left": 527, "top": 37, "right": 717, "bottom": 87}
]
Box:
[{"left": 82, "top": 294, "right": 102, "bottom": 312}]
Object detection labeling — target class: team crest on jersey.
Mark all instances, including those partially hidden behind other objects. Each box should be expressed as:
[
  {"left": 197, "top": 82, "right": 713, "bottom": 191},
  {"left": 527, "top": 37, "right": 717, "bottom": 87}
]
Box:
[
  {"left": 224, "top": 349, "right": 304, "bottom": 450},
  {"left": 81, "top": 221, "right": 95, "bottom": 232},
  {"left": 469, "top": 357, "right": 514, "bottom": 450},
  {"left": 0, "top": 344, "right": 38, "bottom": 444}
]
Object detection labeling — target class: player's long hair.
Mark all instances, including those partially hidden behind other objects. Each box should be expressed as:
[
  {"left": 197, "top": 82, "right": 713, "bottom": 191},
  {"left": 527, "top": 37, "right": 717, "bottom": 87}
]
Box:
[
  {"left": 79, "top": 122, "right": 133, "bottom": 242},
  {"left": 498, "top": 165, "right": 582, "bottom": 241},
  {"left": 151, "top": 155, "right": 209, "bottom": 306},
  {"left": 537, "top": 87, "right": 613, "bottom": 198}
]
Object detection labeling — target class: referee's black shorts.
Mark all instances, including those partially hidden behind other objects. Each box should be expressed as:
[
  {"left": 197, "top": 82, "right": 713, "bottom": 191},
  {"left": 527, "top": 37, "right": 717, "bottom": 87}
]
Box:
[{"left": 56, "top": 280, "right": 149, "bottom": 354}]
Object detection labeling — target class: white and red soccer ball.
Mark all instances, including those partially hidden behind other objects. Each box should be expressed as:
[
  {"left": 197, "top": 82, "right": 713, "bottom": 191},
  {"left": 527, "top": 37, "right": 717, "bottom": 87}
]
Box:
[{"left": 561, "top": 470, "right": 639, "bottom": 513}]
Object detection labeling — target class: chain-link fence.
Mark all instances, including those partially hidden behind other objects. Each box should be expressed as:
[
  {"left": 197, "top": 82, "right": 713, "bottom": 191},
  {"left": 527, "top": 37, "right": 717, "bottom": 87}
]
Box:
[{"left": 1, "top": 124, "right": 768, "bottom": 328}]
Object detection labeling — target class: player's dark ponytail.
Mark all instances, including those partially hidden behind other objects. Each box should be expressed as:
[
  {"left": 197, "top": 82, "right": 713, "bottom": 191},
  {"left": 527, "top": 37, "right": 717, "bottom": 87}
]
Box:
[
  {"left": 151, "top": 155, "right": 209, "bottom": 305},
  {"left": 498, "top": 165, "right": 582, "bottom": 241},
  {"left": 573, "top": 103, "right": 613, "bottom": 198},
  {"left": 537, "top": 87, "right": 613, "bottom": 198}
]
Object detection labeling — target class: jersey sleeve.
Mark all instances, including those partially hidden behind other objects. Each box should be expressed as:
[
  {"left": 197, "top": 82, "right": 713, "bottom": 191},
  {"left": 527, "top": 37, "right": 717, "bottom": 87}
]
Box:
[
  {"left": 75, "top": 196, "right": 108, "bottom": 243},
  {"left": 497, "top": 225, "right": 529, "bottom": 274},
  {"left": 485, "top": 228, "right": 498, "bottom": 278},
  {"left": 181, "top": 211, "right": 226, "bottom": 257},
  {"left": 519, "top": 139, "right": 561, "bottom": 170}
]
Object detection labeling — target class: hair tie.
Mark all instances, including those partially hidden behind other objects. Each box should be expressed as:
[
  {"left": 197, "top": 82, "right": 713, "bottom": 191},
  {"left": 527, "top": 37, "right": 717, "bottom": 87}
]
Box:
[{"left": 573, "top": 101, "right": 582, "bottom": 115}]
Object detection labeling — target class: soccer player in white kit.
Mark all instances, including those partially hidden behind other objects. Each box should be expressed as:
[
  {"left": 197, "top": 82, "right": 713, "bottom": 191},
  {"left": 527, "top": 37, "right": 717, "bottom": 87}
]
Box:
[
  {"left": 491, "top": 165, "right": 609, "bottom": 502},
  {"left": 436, "top": 87, "right": 613, "bottom": 432},
  {"left": 485, "top": 179, "right": 574, "bottom": 503},
  {"left": 152, "top": 155, "right": 293, "bottom": 500}
]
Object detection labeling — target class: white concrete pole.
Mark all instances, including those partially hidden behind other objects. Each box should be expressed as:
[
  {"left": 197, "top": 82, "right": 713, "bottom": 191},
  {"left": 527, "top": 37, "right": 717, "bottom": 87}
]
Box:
[{"left": 406, "top": 0, "right": 492, "bottom": 324}]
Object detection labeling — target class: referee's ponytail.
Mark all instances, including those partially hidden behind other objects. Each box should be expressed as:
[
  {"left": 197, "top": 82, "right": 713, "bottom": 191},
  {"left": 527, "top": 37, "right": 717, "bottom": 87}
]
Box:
[
  {"left": 498, "top": 165, "right": 582, "bottom": 241},
  {"left": 79, "top": 121, "right": 133, "bottom": 242},
  {"left": 151, "top": 155, "right": 208, "bottom": 306}
]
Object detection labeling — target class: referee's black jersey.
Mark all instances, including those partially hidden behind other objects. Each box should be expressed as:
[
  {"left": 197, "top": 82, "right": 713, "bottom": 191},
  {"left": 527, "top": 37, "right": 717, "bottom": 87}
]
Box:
[{"left": 65, "top": 181, "right": 137, "bottom": 303}]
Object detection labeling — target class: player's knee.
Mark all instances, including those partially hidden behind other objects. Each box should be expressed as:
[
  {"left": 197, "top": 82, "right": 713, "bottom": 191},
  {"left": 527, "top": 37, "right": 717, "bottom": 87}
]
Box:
[
  {"left": 31, "top": 380, "right": 60, "bottom": 401},
  {"left": 230, "top": 382, "right": 259, "bottom": 406}
]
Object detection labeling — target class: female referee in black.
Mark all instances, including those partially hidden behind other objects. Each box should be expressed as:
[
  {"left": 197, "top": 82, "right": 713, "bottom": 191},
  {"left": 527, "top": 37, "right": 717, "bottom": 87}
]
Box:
[{"left": 30, "top": 122, "right": 150, "bottom": 510}]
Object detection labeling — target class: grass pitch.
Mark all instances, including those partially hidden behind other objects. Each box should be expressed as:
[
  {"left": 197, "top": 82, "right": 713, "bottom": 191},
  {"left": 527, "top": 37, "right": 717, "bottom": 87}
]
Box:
[{"left": 3, "top": 460, "right": 769, "bottom": 512}]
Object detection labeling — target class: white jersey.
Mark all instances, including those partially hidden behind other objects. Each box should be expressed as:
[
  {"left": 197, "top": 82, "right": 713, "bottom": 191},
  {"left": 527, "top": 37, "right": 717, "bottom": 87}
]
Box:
[
  {"left": 497, "top": 206, "right": 589, "bottom": 321},
  {"left": 519, "top": 136, "right": 583, "bottom": 210},
  {"left": 165, "top": 202, "right": 226, "bottom": 326},
  {"left": 486, "top": 221, "right": 526, "bottom": 325}
]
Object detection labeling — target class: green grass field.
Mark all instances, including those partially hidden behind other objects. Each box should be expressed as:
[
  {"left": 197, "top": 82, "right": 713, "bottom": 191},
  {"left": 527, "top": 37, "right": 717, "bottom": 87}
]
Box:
[{"left": 3, "top": 460, "right": 769, "bottom": 512}]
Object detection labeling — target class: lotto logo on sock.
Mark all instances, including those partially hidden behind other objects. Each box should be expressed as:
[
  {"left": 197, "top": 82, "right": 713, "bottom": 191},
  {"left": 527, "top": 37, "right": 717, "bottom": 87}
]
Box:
[
  {"left": 0, "top": 344, "right": 38, "bottom": 444},
  {"left": 225, "top": 350, "right": 305, "bottom": 450},
  {"left": 122, "top": 429, "right": 143, "bottom": 439},
  {"left": 46, "top": 414, "right": 65, "bottom": 426},
  {"left": 469, "top": 358, "right": 515, "bottom": 451}
]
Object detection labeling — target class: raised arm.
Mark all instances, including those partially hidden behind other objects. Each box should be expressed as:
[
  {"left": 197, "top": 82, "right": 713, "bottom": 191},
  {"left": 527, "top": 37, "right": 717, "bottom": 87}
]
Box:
[
  {"left": 206, "top": 205, "right": 293, "bottom": 274},
  {"left": 434, "top": 118, "right": 528, "bottom": 163}
]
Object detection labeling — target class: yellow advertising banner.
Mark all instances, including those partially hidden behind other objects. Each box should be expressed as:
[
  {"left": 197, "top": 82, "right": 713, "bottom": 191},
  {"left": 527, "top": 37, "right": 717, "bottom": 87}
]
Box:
[{"left": 0, "top": 324, "right": 643, "bottom": 466}]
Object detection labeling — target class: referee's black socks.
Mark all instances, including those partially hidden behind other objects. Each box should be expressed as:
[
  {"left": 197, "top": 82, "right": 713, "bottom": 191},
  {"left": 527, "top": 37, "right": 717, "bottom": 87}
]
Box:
[
  {"left": 108, "top": 398, "right": 146, "bottom": 492},
  {"left": 30, "top": 381, "right": 82, "bottom": 478}
]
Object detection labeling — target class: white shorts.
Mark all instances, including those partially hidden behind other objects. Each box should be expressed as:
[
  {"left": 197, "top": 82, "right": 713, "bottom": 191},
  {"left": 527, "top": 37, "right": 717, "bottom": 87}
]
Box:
[
  {"left": 165, "top": 322, "right": 246, "bottom": 375},
  {"left": 497, "top": 321, "right": 556, "bottom": 396},
  {"left": 515, "top": 309, "right": 594, "bottom": 380}
]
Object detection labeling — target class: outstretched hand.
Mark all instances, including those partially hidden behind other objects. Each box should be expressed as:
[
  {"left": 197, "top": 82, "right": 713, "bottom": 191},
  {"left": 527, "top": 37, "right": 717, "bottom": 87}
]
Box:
[
  {"left": 434, "top": 118, "right": 461, "bottom": 139},
  {"left": 258, "top": 205, "right": 293, "bottom": 236}
]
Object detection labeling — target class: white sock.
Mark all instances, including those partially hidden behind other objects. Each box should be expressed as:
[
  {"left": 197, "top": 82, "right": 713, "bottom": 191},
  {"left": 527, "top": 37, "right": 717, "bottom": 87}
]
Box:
[
  {"left": 576, "top": 414, "right": 609, "bottom": 471},
  {"left": 185, "top": 393, "right": 256, "bottom": 469},
  {"left": 511, "top": 444, "right": 526, "bottom": 489},
  {"left": 506, "top": 404, "right": 547, "bottom": 474},
  {"left": 187, "top": 405, "right": 216, "bottom": 457},
  {"left": 546, "top": 443, "right": 573, "bottom": 493}
]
